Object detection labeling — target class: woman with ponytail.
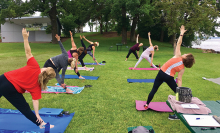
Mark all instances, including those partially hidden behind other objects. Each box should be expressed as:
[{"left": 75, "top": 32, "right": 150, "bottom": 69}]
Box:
[
  {"left": 0, "top": 28, "right": 56, "bottom": 129},
  {"left": 43, "top": 34, "right": 76, "bottom": 92}
]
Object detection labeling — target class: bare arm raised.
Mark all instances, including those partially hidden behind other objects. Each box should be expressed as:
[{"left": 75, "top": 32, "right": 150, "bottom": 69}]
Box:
[
  {"left": 22, "top": 28, "right": 33, "bottom": 61},
  {"left": 174, "top": 25, "right": 187, "bottom": 58},
  {"left": 148, "top": 32, "right": 153, "bottom": 47},
  {"left": 136, "top": 34, "right": 139, "bottom": 43},
  {"left": 70, "top": 31, "right": 77, "bottom": 49}
]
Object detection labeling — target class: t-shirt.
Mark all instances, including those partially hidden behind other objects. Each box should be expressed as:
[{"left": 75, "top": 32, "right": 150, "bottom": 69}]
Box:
[
  {"left": 86, "top": 44, "right": 94, "bottom": 51},
  {"left": 130, "top": 43, "right": 140, "bottom": 51},
  {"left": 141, "top": 46, "right": 153, "bottom": 58},
  {"left": 4, "top": 57, "right": 42, "bottom": 100},
  {"left": 161, "top": 57, "right": 184, "bottom": 77}
]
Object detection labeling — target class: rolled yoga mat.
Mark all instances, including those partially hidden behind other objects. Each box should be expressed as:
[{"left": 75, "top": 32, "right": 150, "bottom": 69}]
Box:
[
  {"left": 129, "top": 67, "right": 159, "bottom": 70},
  {"left": 67, "top": 67, "right": 95, "bottom": 71},
  {"left": 60, "top": 75, "right": 99, "bottom": 80},
  {"left": 135, "top": 100, "right": 173, "bottom": 112},
  {"left": 0, "top": 108, "right": 74, "bottom": 133},
  {"left": 127, "top": 79, "right": 155, "bottom": 83}
]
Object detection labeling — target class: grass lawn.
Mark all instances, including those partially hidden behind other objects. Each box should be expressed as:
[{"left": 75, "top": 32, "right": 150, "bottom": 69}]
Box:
[{"left": 0, "top": 33, "right": 220, "bottom": 133}]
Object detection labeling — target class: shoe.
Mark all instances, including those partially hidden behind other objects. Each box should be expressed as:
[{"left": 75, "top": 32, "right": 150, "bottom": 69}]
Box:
[
  {"left": 168, "top": 114, "right": 180, "bottom": 120},
  {"left": 144, "top": 105, "right": 148, "bottom": 109}
]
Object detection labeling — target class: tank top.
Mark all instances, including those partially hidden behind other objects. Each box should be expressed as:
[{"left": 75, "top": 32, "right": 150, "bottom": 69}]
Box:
[
  {"left": 161, "top": 57, "right": 184, "bottom": 77},
  {"left": 141, "top": 47, "right": 153, "bottom": 58},
  {"left": 87, "top": 44, "right": 94, "bottom": 51}
]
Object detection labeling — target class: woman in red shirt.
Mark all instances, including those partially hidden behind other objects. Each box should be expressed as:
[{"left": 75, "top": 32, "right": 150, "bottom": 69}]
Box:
[{"left": 0, "top": 29, "right": 56, "bottom": 128}]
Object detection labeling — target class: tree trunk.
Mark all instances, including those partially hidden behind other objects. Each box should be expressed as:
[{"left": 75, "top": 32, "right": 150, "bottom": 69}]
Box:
[
  {"left": 49, "top": 2, "right": 58, "bottom": 44},
  {"left": 130, "top": 14, "right": 138, "bottom": 42},
  {"left": 100, "top": 22, "right": 103, "bottom": 34},
  {"left": 169, "top": 33, "right": 176, "bottom": 47},
  {"left": 173, "top": 39, "right": 177, "bottom": 55},
  {"left": 121, "top": 6, "right": 127, "bottom": 44},
  {"left": 105, "top": 22, "right": 108, "bottom": 32},
  {"left": 160, "top": 29, "right": 164, "bottom": 42}
]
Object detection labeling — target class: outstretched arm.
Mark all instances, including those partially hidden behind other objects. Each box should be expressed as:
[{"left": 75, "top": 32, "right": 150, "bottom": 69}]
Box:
[
  {"left": 174, "top": 25, "right": 187, "bottom": 58},
  {"left": 136, "top": 34, "right": 139, "bottom": 43},
  {"left": 80, "top": 35, "right": 87, "bottom": 50},
  {"left": 55, "top": 34, "right": 67, "bottom": 54},
  {"left": 148, "top": 32, "right": 153, "bottom": 47},
  {"left": 150, "top": 51, "right": 154, "bottom": 66},
  {"left": 92, "top": 46, "right": 95, "bottom": 60},
  {"left": 32, "top": 100, "right": 44, "bottom": 124},
  {"left": 70, "top": 31, "right": 77, "bottom": 49},
  {"left": 83, "top": 36, "right": 93, "bottom": 44},
  {"left": 22, "top": 28, "right": 33, "bottom": 61}
]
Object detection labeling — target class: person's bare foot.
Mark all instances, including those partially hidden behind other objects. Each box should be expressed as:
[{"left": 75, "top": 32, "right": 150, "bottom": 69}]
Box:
[
  {"left": 39, "top": 122, "right": 54, "bottom": 129},
  {"left": 132, "top": 68, "right": 135, "bottom": 70},
  {"left": 125, "top": 59, "right": 127, "bottom": 61},
  {"left": 79, "top": 76, "right": 85, "bottom": 79},
  {"left": 85, "top": 68, "right": 90, "bottom": 71},
  {"left": 157, "top": 68, "right": 160, "bottom": 70},
  {"left": 66, "top": 88, "right": 74, "bottom": 93}
]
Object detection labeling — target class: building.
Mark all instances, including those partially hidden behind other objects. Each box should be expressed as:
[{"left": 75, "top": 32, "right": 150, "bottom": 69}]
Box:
[{"left": 1, "top": 16, "right": 61, "bottom": 43}]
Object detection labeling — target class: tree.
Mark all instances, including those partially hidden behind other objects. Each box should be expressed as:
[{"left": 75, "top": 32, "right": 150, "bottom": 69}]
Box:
[
  {"left": 154, "top": 0, "right": 220, "bottom": 47},
  {"left": 127, "top": 0, "right": 153, "bottom": 42}
]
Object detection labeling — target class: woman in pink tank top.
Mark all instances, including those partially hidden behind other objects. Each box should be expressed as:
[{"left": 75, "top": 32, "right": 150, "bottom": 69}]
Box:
[{"left": 144, "top": 26, "right": 195, "bottom": 120}]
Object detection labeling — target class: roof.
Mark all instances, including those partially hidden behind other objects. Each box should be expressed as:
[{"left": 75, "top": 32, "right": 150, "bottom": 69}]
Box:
[{"left": 5, "top": 16, "right": 51, "bottom": 26}]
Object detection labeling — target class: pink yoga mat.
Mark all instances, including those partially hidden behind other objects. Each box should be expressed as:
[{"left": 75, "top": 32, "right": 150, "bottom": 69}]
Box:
[
  {"left": 136, "top": 100, "right": 173, "bottom": 112},
  {"left": 129, "top": 67, "right": 159, "bottom": 70}
]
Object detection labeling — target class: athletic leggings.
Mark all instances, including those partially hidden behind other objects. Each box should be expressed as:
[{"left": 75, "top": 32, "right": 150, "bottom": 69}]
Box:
[
  {"left": 87, "top": 51, "right": 96, "bottom": 61},
  {"left": 0, "top": 74, "right": 41, "bottom": 126},
  {"left": 126, "top": 49, "right": 139, "bottom": 59},
  {"left": 146, "top": 70, "right": 177, "bottom": 105},
  {"left": 78, "top": 40, "right": 87, "bottom": 67},
  {"left": 134, "top": 56, "right": 157, "bottom": 68}
]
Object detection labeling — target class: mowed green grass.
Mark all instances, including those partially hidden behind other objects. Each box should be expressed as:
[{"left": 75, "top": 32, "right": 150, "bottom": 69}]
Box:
[{"left": 0, "top": 32, "right": 220, "bottom": 133}]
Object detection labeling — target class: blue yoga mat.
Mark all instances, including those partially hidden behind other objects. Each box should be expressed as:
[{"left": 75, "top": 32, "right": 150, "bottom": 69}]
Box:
[
  {"left": 39, "top": 108, "right": 63, "bottom": 115},
  {"left": 0, "top": 108, "right": 74, "bottom": 133},
  {"left": 79, "top": 62, "right": 105, "bottom": 65},
  {"left": 47, "top": 86, "right": 85, "bottom": 94},
  {"left": 127, "top": 79, "right": 155, "bottom": 83},
  {"left": 61, "top": 75, "right": 99, "bottom": 80}
]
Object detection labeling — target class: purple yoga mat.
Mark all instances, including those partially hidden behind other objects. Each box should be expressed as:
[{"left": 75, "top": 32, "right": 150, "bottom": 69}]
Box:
[
  {"left": 129, "top": 67, "right": 159, "bottom": 70},
  {"left": 136, "top": 100, "right": 173, "bottom": 112},
  {"left": 67, "top": 67, "right": 94, "bottom": 70}
]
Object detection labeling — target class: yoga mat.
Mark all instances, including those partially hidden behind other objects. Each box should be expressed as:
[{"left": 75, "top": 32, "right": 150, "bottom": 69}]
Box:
[
  {"left": 135, "top": 100, "right": 173, "bottom": 112},
  {"left": 129, "top": 67, "right": 159, "bottom": 70},
  {"left": 61, "top": 75, "right": 99, "bottom": 80},
  {"left": 0, "top": 108, "right": 74, "bottom": 133},
  {"left": 39, "top": 108, "right": 63, "bottom": 115},
  {"left": 26, "top": 86, "right": 84, "bottom": 94},
  {"left": 127, "top": 126, "right": 154, "bottom": 132},
  {"left": 78, "top": 62, "right": 105, "bottom": 65},
  {"left": 206, "top": 77, "right": 220, "bottom": 85},
  {"left": 127, "top": 79, "right": 155, "bottom": 83},
  {"left": 67, "top": 67, "right": 95, "bottom": 71}
]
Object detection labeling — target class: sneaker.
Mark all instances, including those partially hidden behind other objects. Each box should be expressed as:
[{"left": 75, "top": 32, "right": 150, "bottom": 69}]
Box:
[
  {"left": 144, "top": 105, "right": 148, "bottom": 109},
  {"left": 168, "top": 114, "right": 180, "bottom": 120}
]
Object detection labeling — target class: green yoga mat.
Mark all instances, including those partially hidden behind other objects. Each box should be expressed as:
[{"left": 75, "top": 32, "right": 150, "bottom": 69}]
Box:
[{"left": 127, "top": 126, "right": 154, "bottom": 132}]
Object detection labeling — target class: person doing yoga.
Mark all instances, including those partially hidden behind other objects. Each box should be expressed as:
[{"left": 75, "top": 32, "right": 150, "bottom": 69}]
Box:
[
  {"left": 77, "top": 35, "right": 91, "bottom": 71},
  {"left": 133, "top": 32, "right": 159, "bottom": 70},
  {"left": 67, "top": 31, "right": 85, "bottom": 79},
  {"left": 144, "top": 26, "right": 195, "bottom": 118},
  {"left": 82, "top": 36, "right": 100, "bottom": 65},
  {"left": 125, "top": 34, "right": 143, "bottom": 61},
  {"left": 0, "top": 28, "right": 56, "bottom": 128},
  {"left": 43, "top": 34, "right": 76, "bottom": 93}
]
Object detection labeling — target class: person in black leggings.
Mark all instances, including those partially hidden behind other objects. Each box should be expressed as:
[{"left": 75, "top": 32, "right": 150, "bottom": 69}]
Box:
[
  {"left": 78, "top": 35, "right": 90, "bottom": 71},
  {"left": 0, "top": 28, "right": 56, "bottom": 128}
]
